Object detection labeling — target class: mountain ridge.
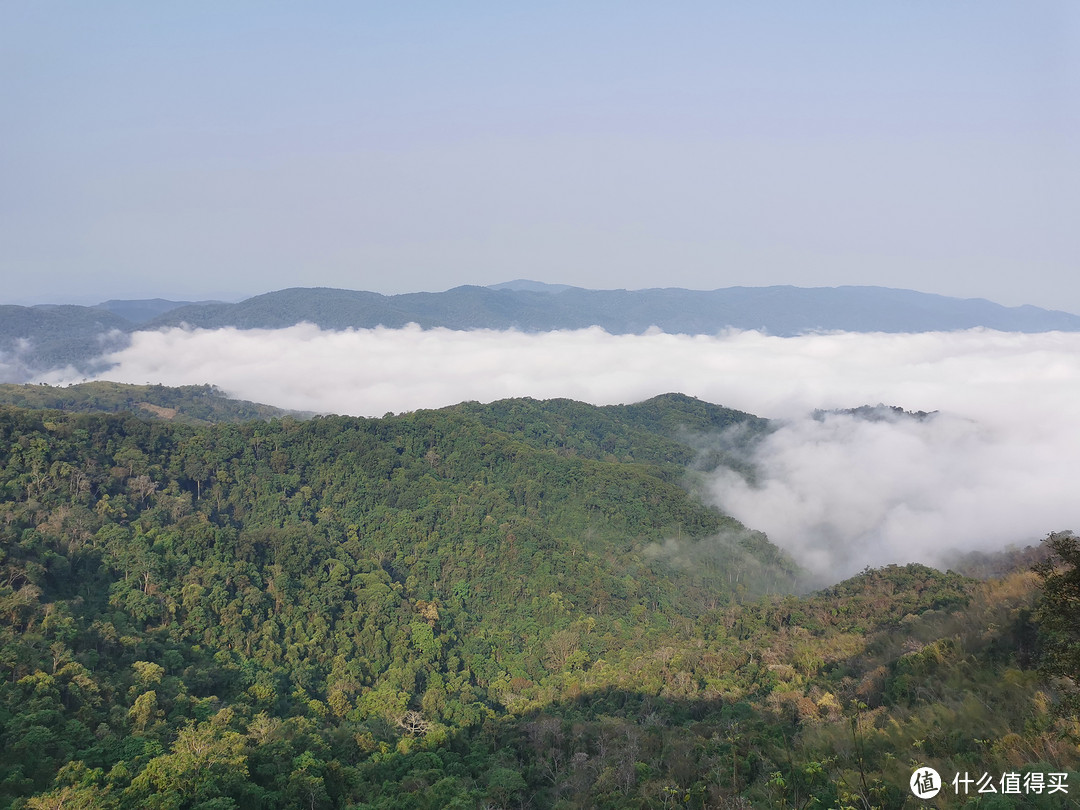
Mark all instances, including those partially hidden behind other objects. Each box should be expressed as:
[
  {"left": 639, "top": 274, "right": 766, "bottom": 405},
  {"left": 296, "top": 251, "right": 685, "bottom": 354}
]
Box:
[
  {"left": 4, "top": 282, "right": 1080, "bottom": 381},
  {"left": 117, "top": 282, "right": 1080, "bottom": 334}
]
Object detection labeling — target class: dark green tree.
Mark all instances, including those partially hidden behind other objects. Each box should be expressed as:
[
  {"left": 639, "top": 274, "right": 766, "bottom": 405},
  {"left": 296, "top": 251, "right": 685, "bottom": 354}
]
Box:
[{"left": 1034, "top": 532, "right": 1080, "bottom": 689}]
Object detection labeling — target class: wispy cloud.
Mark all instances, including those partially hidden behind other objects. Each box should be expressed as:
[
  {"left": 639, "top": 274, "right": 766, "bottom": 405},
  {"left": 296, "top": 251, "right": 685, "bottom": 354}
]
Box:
[
  {"left": 43, "top": 324, "right": 1080, "bottom": 576},
  {"left": 706, "top": 408, "right": 1075, "bottom": 580}
]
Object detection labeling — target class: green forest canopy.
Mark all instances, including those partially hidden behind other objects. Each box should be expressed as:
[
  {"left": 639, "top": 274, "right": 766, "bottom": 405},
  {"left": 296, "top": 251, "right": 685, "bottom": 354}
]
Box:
[{"left": 0, "top": 392, "right": 1075, "bottom": 809}]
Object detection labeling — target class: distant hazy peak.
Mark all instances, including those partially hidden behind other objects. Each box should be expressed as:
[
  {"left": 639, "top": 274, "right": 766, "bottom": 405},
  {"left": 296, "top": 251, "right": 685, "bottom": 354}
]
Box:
[{"left": 487, "top": 279, "right": 579, "bottom": 293}]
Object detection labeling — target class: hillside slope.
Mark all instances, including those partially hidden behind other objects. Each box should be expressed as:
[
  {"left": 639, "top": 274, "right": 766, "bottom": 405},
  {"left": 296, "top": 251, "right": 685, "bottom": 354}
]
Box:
[{"left": 0, "top": 396, "right": 1074, "bottom": 808}]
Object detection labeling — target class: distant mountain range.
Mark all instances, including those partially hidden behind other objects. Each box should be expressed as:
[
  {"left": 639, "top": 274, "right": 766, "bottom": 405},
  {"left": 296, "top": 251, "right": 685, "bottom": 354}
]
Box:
[{"left": 3, "top": 281, "right": 1079, "bottom": 381}]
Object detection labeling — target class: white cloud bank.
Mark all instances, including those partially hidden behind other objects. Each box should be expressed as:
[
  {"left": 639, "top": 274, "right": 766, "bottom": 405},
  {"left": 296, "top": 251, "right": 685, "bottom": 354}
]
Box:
[{"left": 44, "top": 324, "right": 1080, "bottom": 577}]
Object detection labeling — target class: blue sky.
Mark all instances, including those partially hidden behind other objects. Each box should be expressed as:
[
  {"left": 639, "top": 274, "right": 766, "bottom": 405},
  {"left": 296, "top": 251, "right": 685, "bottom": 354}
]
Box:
[{"left": 2, "top": 2, "right": 1078, "bottom": 310}]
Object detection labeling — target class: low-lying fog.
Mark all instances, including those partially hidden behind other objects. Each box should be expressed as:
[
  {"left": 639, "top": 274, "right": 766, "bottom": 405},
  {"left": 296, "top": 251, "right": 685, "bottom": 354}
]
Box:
[{"left": 41, "top": 325, "right": 1080, "bottom": 579}]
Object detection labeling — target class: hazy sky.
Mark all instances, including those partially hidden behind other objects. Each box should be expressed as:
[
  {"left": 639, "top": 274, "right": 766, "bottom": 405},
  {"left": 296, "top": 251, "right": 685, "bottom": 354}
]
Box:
[{"left": 3, "top": 3, "right": 1078, "bottom": 310}]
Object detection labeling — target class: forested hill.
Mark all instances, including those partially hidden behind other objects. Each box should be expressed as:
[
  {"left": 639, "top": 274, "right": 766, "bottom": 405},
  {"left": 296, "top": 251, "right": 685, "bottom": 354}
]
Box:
[
  {"left": 0, "top": 382, "right": 306, "bottom": 425},
  {"left": 1, "top": 397, "right": 1076, "bottom": 808},
  {"left": 450, "top": 393, "right": 769, "bottom": 469},
  {"left": 0, "top": 385, "right": 756, "bottom": 464}
]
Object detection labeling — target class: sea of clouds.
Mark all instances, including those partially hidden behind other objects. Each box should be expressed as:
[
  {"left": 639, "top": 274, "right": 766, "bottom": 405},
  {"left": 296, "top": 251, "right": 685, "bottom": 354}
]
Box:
[{"left": 42, "top": 324, "right": 1080, "bottom": 579}]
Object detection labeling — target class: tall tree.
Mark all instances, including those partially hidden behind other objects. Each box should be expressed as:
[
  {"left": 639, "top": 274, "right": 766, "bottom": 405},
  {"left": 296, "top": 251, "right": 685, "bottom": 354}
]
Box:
[{"left": 1034, "top": 532, "right": 1080, "bottom": 688}]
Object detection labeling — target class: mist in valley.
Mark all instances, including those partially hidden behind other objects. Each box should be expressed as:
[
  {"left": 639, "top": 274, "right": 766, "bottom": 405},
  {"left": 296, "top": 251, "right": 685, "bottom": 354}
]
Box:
[{"left": 41, "top": 323, "right": 1080, "bottom": 582}]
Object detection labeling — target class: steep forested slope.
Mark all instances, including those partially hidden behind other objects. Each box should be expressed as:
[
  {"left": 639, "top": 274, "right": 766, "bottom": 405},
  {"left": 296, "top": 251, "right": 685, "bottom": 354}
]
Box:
[{"left": 0, "top": 398, "right": 1074, "bottom": 809}]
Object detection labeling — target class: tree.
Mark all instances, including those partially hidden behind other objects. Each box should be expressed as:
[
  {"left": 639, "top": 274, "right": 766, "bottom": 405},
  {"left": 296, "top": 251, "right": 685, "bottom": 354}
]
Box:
[
  {"left": 125, "top": 715, "right": 248, "bottom": 807},
  {"left": 1033, "top": 532, "right": 1080, "bottom": 690}
]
